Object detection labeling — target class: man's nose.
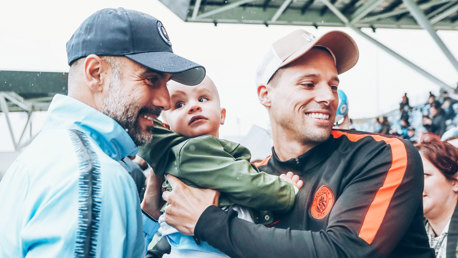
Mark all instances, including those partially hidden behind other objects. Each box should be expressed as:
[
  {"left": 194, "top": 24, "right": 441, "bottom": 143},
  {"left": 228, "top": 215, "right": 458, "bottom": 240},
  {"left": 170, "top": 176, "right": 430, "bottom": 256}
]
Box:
[
  {"left": 153, "top": 83, "right": 171, "bottom": 111},
  {"left": 315, "top": 84, "right": 336, "bottom": 105}
]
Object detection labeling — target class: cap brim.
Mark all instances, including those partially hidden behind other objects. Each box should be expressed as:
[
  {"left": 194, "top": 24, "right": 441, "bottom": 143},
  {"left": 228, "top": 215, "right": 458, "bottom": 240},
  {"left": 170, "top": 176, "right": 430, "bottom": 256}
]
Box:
[
  {"left": 282, "top": 31, "right": 359, "bottom": 74},
  {"left": 126, "top": 52, "right": 206, "bottom": 85}
]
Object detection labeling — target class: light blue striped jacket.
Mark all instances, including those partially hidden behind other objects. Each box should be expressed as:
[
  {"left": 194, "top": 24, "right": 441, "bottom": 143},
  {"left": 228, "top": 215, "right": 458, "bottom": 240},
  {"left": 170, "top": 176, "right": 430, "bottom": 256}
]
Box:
[{"left": 0, "top": 94, "right": 156, "bottom": 257}]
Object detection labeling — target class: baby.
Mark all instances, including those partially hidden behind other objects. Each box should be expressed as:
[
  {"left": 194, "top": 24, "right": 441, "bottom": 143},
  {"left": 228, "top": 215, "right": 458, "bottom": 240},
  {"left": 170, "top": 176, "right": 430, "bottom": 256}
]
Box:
[{"left": 139, "top": 76, "right": 302, "bottom": 257}]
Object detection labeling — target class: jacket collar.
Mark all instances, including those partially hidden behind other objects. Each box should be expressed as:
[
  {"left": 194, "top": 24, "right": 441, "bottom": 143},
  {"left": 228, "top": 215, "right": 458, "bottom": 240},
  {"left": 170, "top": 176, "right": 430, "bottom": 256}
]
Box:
[
  {"left": 270, "top": 135, "right": 337, "bottom": 174},
  {"left": 43, "top": 94, "right": 138, "bottom": 160}
]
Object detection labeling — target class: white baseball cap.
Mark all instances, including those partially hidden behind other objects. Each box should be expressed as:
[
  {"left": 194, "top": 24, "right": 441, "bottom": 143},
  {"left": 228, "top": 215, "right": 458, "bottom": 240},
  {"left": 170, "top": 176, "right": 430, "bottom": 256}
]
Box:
[{"left": 256, "top": 29, "right": 359, "bottom": 86}]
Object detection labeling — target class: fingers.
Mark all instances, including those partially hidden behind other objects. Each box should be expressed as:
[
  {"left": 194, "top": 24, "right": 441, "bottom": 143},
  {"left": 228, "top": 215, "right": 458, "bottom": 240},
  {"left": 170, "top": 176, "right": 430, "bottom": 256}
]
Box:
[
  {"left": 280, "top": 171, "right": 304, "bottom": 189},
  {"left": 162, "top": 190, "right": 170, "bottom": 202},
  {"left": 166, "top": 174, "right": 184, "bottom": 189},
  {"left": 296, "top": 179, "right": 304, "bottom": 189}
]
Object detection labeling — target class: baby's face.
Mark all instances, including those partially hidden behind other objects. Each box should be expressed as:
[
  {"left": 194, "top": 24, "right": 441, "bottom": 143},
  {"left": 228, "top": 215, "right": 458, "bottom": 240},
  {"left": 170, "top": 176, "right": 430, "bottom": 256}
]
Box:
[{"left": 163, "top": 77, "right": 226, "bottom": 138}]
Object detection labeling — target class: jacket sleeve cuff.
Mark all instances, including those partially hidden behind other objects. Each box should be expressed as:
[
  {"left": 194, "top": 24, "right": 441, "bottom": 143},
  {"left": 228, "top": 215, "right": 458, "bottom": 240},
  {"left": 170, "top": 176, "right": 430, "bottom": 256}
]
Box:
[
  {"left": 142, "top": 210, "right": 160, "bottom": 250},
  {"left": 194, "top": 205, "right": 239, "bottom": 241},
  {"left": 194, "top": 206, "right": 224, "bottom": 239}
]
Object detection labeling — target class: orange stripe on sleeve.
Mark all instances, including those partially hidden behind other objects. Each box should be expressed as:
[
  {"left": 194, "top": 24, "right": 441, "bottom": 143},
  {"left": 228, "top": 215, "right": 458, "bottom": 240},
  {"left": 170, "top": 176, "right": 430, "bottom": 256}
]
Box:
[
  {"left": 331, "top": 131, "right": 408, "bottom": 244},
  {"left": 253, "top": 154, "right": 272, "bottom": 168}
]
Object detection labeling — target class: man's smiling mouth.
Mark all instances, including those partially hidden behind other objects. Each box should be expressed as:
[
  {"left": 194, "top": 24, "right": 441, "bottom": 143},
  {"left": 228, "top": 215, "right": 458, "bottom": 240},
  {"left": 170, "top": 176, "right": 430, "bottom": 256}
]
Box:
[{"left": 305, "top": 112, "right": 330, "bottom": 120}]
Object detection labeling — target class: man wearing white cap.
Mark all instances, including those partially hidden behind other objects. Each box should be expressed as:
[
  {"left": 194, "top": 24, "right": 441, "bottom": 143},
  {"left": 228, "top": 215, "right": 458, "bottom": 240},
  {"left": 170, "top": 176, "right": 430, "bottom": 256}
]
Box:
[{"left": 146, "top": 29, "right": 433, "bottom": 257}]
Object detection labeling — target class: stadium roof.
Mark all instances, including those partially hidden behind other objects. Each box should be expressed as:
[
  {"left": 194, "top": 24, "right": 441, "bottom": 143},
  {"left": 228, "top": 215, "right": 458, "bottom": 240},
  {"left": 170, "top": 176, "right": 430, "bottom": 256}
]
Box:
[
  {"left": 159, "top": 0, "right": 458, "bottom": 30},
  {"left": 1, "top": 0, "right": 456, "bottom": 150},
  {"left": 160, "top": 0, "right": 457, "bottom": 90}
]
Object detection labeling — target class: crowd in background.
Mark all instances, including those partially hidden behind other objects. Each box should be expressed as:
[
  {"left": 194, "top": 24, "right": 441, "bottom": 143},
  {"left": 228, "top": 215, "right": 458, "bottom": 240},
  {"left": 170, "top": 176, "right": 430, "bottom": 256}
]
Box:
[{"left": 372, "top": 87, "right": 458, "bottom": 145}]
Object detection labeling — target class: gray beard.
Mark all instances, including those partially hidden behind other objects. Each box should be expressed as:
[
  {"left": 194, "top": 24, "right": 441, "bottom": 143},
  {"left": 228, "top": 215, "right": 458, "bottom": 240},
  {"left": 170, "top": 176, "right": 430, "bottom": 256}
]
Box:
[{"left": 100, "top": 74, "right": 153, "bottom": 146}]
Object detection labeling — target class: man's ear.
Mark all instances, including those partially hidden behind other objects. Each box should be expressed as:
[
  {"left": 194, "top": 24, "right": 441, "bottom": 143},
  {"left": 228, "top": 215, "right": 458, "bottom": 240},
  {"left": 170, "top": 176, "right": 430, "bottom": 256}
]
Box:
[
  {"left": 83, "top": 54, "right": 106, "bottom": 92},
  {"left": 257, "top": 84, "right": 271, "bottom": 108},
  {"left": 220, "top": 107, "right": 226, "bottom": 125},
  {"left": 452, "top": 173, "right": 458, "bottom": 194}
]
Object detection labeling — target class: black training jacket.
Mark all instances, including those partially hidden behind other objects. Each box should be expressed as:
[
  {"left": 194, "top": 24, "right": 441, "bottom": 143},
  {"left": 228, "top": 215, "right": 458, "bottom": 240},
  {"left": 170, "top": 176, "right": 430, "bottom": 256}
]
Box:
[{"left": 194, "top": 130, "right": 434, "bottom": 258}]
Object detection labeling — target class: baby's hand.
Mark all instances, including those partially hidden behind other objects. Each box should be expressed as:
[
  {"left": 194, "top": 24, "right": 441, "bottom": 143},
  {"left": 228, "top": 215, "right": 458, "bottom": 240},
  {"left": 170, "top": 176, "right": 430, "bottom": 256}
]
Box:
[{"left": 280, "top": 172, "right": 303, "bottom": 189}]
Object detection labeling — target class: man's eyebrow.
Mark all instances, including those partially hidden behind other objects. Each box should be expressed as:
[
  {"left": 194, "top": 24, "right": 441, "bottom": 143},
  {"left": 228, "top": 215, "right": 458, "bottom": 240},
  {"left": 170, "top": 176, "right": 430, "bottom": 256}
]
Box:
[
  {"left": 143, "top": 69, "right": 168, "bottom": 79},
  {"left": 295, "top": 74, "right": 339, "bottom": 82},
  {"left": 295, "top": 74, "right": 318, "bottom": 81}
]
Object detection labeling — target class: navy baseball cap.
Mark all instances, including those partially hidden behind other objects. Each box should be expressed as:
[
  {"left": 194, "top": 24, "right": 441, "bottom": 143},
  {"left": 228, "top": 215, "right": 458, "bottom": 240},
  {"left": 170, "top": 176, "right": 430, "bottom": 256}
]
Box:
[{"left": 66, "top": 8, "right": 205, "bottom": 85}]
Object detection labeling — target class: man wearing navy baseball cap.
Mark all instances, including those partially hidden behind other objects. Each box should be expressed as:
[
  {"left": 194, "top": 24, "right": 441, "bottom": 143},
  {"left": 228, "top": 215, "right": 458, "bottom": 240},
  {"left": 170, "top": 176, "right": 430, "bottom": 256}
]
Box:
[{"left": 0, "top": 8, "right": 204, "bottom": 257}]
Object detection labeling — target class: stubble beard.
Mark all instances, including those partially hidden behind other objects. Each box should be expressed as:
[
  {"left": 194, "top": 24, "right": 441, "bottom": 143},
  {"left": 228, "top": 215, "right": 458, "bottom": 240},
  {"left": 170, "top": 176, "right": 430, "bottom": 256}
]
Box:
[
  {"left": 301, "top": 125, "right": 331, "bottom": 146},
  {"left": 101, "top": 72, "right": 153, "bottom": 146},
  {"left": 279, "top": 114, "right": 331, "bottom": 147}
]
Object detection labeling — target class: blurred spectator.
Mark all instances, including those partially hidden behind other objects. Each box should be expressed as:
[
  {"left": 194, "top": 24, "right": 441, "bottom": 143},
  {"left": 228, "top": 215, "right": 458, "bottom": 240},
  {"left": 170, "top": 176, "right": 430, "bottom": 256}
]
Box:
[
  {"left": 400, "top": 92, "right": 411, "bottom": 111},
  {"left": 400, "top": 107, "right": 410, "bottom": 122},
  {"left": 440, "top": 90, "right": 457, "bottom": 121},
  {"left": 423, "top": 92, "right": 437, "bottom": 116},
  {"left": 407, "top": 127, "right": 417, "bottom": 143},
  {"left": 375, "top": 116, "right": 391, "bottom": 135},
  {"left": 416, "top": 138, "right": 457, "bottom": 258},
  {"left": 399, "top": 93, "right": 411, "bottom": 122},
  {"left": 334, "top": 89, "right": 354, "bottom": 129},
  {"left": 430, "top": 101, "right": 447, "bottom": 136},
  {"left": 399, "top": 118, "right": 410, "bottom": 139},
  {"left": 423, "top": 115, "right": 433, "bottom": 132}
]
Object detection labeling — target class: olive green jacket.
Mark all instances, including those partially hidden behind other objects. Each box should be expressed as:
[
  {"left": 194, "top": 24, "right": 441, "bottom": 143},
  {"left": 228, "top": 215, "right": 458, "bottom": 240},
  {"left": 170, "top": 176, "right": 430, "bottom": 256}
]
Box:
[{"left": 138, "top": 119, "right": 295, "bottom": 213}]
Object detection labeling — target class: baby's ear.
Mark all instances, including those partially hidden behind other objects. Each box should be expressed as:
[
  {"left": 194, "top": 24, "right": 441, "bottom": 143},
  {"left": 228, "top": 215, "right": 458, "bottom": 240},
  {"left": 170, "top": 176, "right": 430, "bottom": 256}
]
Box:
[{"left": 220, "top": 108, "right": 226, "bottom": 125}]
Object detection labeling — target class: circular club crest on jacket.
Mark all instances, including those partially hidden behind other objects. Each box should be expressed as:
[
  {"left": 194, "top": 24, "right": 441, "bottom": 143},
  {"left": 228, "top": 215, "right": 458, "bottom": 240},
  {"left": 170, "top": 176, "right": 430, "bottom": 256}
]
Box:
[{"left": 310, "top": 185, "right": 335, "bottom": 219}]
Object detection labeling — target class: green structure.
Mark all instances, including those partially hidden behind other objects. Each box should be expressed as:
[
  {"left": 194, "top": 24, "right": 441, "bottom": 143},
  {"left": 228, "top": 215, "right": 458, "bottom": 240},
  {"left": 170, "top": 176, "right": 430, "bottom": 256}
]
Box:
[
  {"left": 1, "top": 0, "right": 457, "bottom": 150},
  {"left": 160, "top": 0, "right": 457, "bottom": 90},
  {"left": 0, "top": 71, "right": 67, "bottom": 150}
]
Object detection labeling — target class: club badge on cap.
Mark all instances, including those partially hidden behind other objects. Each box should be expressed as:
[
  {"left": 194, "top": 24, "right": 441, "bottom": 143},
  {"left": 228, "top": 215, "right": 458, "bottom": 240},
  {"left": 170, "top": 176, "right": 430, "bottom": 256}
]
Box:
[
  {"left": 66, "top": 8, "right": 205, "bottom": 86},
  {"left": 157, "top": 21, "right": 171, "bottom": 46}
]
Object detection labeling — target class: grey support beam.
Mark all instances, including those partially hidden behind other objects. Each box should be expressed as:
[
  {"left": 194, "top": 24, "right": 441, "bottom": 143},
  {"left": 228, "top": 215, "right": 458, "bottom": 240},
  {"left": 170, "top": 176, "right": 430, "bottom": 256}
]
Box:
[
  {"left": 430, "top": 2, "right": 458, "bottom": 24},
  {"left": 426, "top": 1, "right": 455, "bottom": 19},
  {"left": 197, "top": 0, "right": 255, "bottom": 19},
  {"left": 402, "top": 0, "right": 458, "bottom": 72},
  {"left": 320, "top": 0, "right": 349, "bottom": 23},
  {"left": 350, "top": 0, "right": 385, "bottom": 24},
  {"left": 361, "top": 0, "right": 451, "bottom": 23},
  {"left": 192, "top": 0, "right": 202, "bottom": 19},
  {"left": 3, "top": 92, "right": 31, "bottom": 111},
  {"left": 350, "top": 27, "right": 454, "bottom": 91},
  {"left": 0, "top": 94, "right": 18, "bottom": 150},
  {"left": 301, "top": 0, "right": 315, "bottom": 14},
  {"left": 17, "top": 112, "right": 32, "bottom": 148},
  {"left": 271, "top": 0, "right": 293, "bottom": 22},
  {"left": 319, "top": 0, "right": 454, "bottom": 91}
]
